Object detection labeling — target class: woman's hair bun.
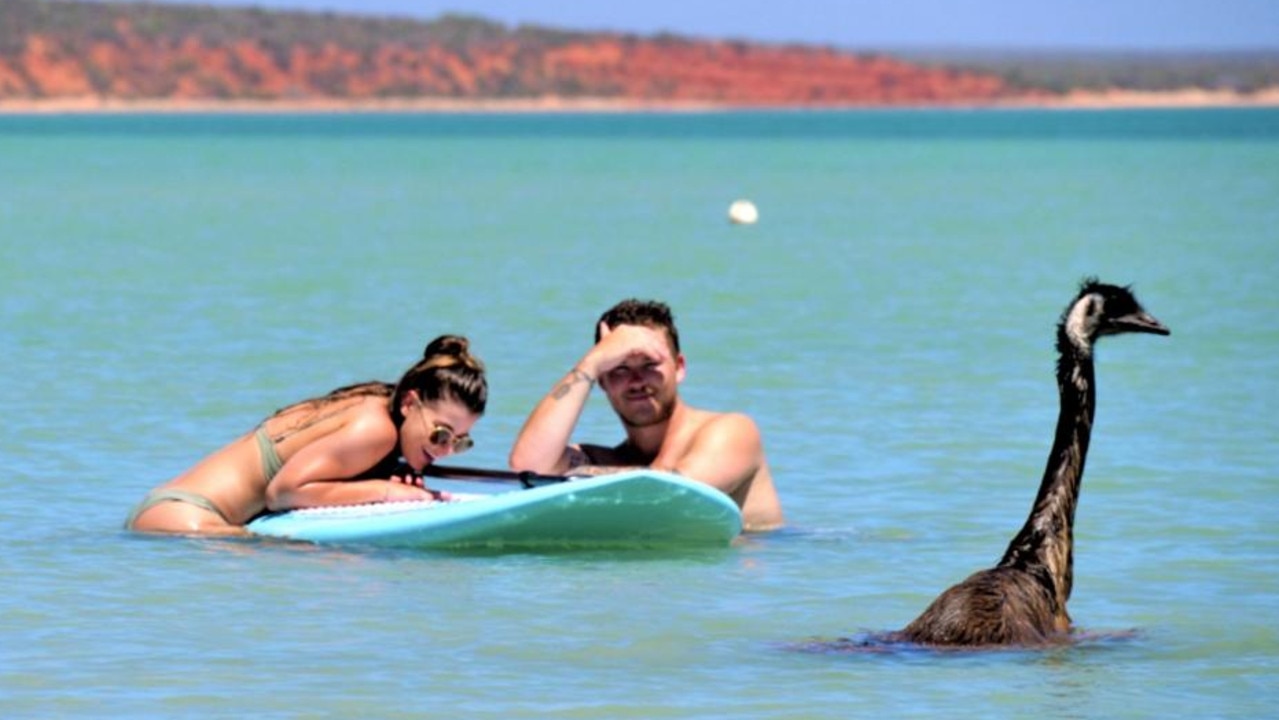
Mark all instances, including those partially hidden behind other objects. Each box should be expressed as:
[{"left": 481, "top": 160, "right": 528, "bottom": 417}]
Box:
[
  {"left": 422, "top": 334, "right": 484, "bottom": 372},
  {"left": 424, "top": 334, "right": 469, "bottom": 359}
]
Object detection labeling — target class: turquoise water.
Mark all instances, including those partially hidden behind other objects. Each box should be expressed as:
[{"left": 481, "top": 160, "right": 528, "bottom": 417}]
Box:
[{"left": 1, "top": 108, "right": 1276, "bottom": 718}]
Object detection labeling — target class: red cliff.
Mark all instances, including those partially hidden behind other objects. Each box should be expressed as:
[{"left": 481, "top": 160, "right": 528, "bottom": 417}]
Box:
[{"left": 0, "top": 3, "right": 1032, "bottom": 106}]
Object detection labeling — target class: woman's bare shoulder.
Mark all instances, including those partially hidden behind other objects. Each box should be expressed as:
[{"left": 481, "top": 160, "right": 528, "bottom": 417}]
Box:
[{"left": 342, "top": 395, "right": 397, "bottom": 435}]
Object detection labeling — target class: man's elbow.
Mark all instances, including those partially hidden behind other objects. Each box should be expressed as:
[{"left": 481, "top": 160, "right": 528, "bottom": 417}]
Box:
[
  {"left": 510, "top": 445, "right": 566, "bottom": 475},
  {"left": 508, "top": 447, "right": 540, "bottom": 473}
]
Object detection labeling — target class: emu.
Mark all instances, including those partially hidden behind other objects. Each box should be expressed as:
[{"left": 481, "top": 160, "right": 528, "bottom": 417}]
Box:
[{"left": 891, "top": 278, "right": 1169, "bottom": 647}]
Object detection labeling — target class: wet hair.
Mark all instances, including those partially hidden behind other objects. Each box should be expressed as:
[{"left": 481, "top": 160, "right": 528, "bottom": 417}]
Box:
[
  {"left": 595, "top": 299, "right": 681, "bottom": 354},
  {"left": 271, "top": 334, "right": 487, "bottom": 426}
]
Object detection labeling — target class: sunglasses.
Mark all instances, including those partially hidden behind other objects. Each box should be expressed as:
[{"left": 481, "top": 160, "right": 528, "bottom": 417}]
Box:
[
  {"left": 415, "top": 399, "right": 474, "bottom": 453},
  {"left": 426, "top": 423, "right": 474, "bottom": 453}
]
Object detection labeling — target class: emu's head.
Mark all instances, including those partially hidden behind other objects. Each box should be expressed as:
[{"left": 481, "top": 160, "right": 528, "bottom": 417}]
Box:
[{"left": 1060, "top": 278, "right": 1170, "bottom": 353}]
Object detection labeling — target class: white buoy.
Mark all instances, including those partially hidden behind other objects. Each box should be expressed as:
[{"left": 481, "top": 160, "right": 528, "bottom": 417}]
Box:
[{"left": 727, "top": 199, "right": 759, "bottom": 225}]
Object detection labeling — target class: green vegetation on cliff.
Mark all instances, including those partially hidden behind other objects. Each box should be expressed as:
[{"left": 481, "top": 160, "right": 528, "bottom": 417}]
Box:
[
  {"left": 902, "top": 48, "right": 1279, "bottom": 93},
  {"left": 0, "top": 1, "right": 536, "bottom": 53}
]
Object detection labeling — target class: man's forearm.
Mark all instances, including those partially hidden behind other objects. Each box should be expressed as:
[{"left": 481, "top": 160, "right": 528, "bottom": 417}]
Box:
[{"left": 508, "top": 367, "right": 596, "bottom": 473}]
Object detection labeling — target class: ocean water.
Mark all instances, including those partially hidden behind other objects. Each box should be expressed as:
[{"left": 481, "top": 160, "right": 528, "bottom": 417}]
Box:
[{"left": 1, "top": 108, "right": 1276, "bottom": 718}]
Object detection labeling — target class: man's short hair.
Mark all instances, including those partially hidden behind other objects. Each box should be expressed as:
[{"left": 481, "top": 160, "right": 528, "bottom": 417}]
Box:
[{"left": 596, "top": 299, "right": 681, "bottom": 354}]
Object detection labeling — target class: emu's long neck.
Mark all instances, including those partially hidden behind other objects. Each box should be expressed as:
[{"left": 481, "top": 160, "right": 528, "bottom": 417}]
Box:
[{"left": 997, "top": 327, "right": 1096, "bottom": 613}]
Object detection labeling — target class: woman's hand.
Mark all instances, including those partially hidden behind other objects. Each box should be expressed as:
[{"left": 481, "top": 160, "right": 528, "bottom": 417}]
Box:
[{"left": 388, "top": 470, "right": 452, "bottom": 502}]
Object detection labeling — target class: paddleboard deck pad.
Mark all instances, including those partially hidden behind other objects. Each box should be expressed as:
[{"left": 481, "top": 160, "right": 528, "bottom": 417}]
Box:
[{"left": 246, "top": 470, "right": 742, "bottom": 549}]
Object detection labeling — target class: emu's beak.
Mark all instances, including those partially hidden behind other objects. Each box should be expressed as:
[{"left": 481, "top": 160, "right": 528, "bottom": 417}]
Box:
[{"left": 1115, "top": 310, "right": 1170, "bottom": 336}]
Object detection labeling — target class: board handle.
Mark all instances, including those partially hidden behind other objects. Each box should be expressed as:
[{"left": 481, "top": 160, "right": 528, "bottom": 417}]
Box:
[{"left": 423, "top": 464, "right": 572, "bottom": 488}]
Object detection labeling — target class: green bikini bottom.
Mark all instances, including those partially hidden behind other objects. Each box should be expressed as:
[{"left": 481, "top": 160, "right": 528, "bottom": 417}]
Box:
[
  {"left": 123, "top": 488, "right": 231, "bottom": 530},
  {"left": 124, "top": 425, "right": 287, "bottom": 530}
]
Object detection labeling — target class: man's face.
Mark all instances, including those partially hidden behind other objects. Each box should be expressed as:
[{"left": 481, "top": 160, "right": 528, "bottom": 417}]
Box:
[{"left": 599, "top": 326, "right": 684, "bottom": 429}]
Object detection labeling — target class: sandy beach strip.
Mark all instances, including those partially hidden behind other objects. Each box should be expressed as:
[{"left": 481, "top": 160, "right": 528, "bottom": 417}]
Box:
[
  {"left": 1, "top": 88, "right": 1277, "bottom": 114},
  {"left": 1025, "top": 86, "right": 1279, "bottom": 109},
  {"left": 0, "top": 96, "right": 714, "bottom": 115}
]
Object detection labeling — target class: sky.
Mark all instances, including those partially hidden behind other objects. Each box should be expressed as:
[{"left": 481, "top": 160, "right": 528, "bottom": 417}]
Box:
[{"left": 91, "top": 0, "right": 1279, "bottom": 50}]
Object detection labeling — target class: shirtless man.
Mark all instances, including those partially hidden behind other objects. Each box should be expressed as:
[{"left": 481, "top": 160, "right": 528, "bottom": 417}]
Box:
[{"left": 508, "top": 299, "right": 783, "bottom": 532}]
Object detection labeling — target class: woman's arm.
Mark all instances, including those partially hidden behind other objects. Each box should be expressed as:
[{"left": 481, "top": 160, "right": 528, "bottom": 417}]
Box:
[{"left": 264, "top": 407, "right": 433, "bottom": 510}]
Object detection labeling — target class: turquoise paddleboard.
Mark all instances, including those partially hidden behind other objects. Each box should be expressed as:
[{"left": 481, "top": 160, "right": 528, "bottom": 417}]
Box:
[{"left": 246, "top": 470, "right": 742, "bottom": 549}]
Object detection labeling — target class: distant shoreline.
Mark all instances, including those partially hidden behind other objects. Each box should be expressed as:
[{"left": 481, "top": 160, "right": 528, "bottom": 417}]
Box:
[{"left": 2, "top": 88, "right": 1278, "bottom": 114}]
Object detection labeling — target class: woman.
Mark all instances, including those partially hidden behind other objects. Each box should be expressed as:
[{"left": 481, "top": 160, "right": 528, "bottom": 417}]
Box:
[{"left": 126, "top": 335, "right": 487, "bottom": 535}]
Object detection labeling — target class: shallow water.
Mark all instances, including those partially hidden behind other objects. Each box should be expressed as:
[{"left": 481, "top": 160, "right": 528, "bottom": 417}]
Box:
[{"left": 1, "top": 109, "right": 1276, "bottom": 718}]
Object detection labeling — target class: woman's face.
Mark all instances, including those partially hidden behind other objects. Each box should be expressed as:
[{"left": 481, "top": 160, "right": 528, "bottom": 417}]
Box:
[{"left": 401, "top": 393, "right": 480, "bottom": 471}]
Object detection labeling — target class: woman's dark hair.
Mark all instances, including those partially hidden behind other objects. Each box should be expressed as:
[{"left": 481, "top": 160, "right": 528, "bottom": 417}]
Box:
[
  {"left": 271, "top": 334, "right": 487, "bottom": 426},
  {"left": 387, "top": 334, "right": 487, "bottom": 424}
]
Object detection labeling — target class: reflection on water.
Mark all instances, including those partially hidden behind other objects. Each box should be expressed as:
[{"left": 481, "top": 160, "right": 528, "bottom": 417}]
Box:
[{"left": 788, "top": 628, "right": 1143, "bottom": 656}]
